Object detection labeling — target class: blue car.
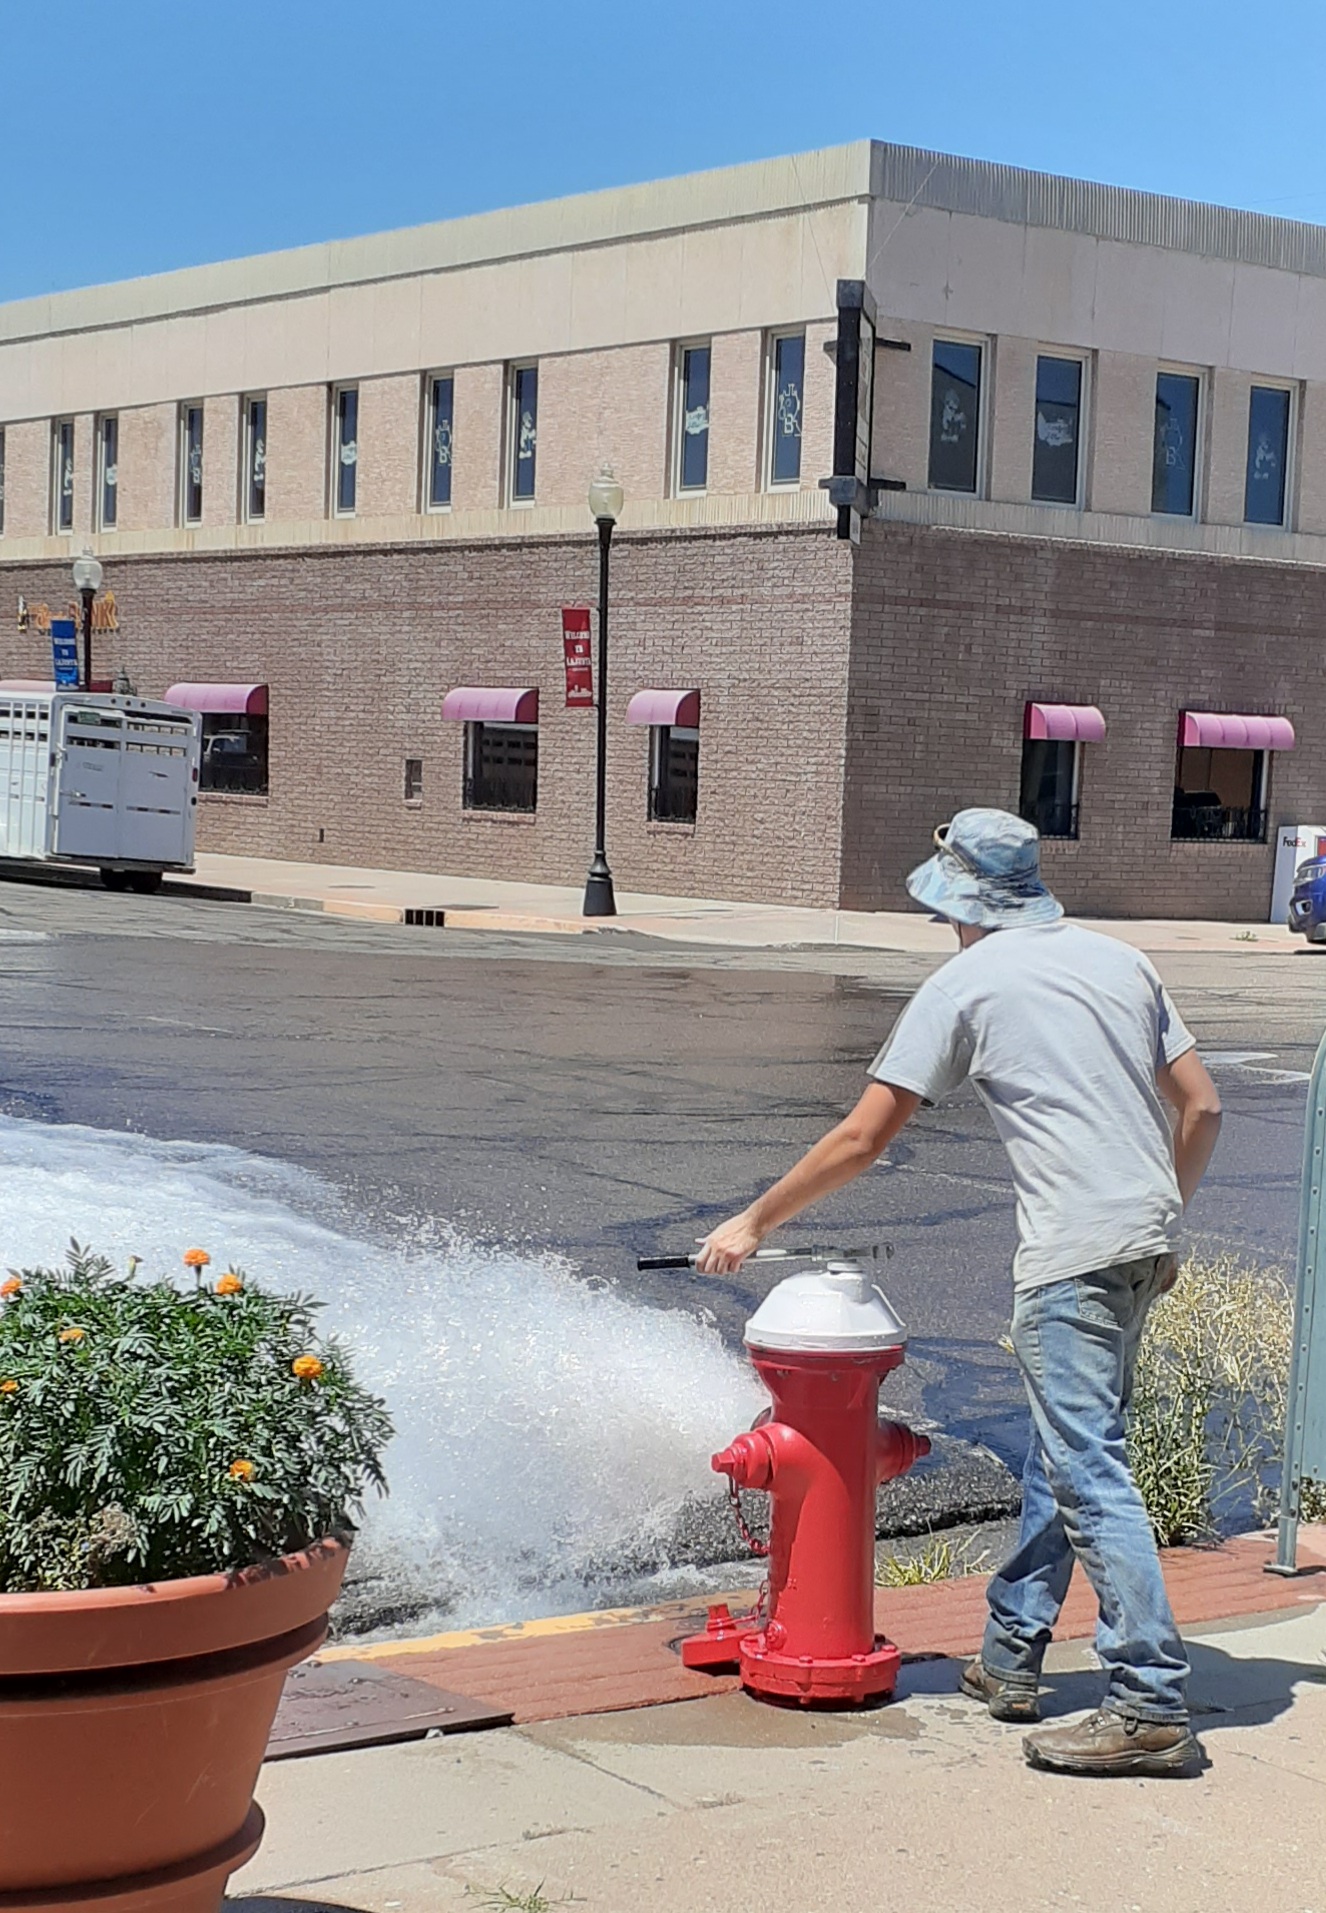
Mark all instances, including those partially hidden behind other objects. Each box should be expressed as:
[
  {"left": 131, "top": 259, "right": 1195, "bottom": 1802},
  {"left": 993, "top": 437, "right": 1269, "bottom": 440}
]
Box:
[{"left": 1288, "top": 857, "right": 1326, "bottom": 942}]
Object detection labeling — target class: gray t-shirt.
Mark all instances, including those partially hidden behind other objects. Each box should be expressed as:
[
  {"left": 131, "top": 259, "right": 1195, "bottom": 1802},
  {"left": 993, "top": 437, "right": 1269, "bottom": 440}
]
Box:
[{"left": 869, "top": 922, "right": 1195, "bottom": 1293}]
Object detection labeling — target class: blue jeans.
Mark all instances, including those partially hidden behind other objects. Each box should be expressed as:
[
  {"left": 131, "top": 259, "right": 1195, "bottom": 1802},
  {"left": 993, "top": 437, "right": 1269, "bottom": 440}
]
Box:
[{"left": 981, "top": 1256, "right": 1190, "bottom": 1724}]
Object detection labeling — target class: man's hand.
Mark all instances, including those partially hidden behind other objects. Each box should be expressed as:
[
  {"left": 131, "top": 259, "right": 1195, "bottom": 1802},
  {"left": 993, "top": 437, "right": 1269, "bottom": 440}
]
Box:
[
  {"left": 1157, "top": 1251, "right": 1181, "bottom": 1294},
  {"left": 696, "top": 1212, "right": 763, "bottom": 1275}
]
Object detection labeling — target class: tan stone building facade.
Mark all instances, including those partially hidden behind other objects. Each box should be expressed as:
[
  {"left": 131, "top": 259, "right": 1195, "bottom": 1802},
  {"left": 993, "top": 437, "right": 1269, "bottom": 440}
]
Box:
[{"left": 1, "top": 141, "right": 1323, "bottom": 916}]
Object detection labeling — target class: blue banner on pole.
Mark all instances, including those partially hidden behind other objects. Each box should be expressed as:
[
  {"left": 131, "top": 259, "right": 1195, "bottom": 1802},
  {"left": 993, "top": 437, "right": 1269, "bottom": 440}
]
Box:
[{"left": 50, "top": 617, "right": 79, "bottom": 688}]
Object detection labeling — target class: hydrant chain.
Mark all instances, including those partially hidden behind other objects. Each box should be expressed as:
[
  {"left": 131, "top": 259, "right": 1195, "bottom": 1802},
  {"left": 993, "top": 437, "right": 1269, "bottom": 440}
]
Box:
[{"left": 726, "top": 1475, "right": 770, "bottom": 1557}]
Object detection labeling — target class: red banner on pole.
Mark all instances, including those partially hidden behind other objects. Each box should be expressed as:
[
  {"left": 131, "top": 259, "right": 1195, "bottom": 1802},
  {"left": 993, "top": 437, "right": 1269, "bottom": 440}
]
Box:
[{"left": 562, "top": 607, "right": 593, "bottom": 708}]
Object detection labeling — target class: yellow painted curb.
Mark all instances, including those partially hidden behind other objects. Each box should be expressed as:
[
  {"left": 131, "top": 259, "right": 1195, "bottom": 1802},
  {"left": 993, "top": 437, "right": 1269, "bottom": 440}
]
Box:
[{"left": 320, "top": 1593, "right": 736, "bottom": 1663}]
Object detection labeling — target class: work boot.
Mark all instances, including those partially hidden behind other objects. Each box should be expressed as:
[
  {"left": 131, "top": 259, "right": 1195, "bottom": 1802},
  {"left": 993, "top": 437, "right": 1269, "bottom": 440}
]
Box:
[
  {"left": 1023, "top": 1708, "right": 1200, "bottom": 1776},
  {"left": 960, "top": 1657, "right": 1041, "bottom": 1721}
]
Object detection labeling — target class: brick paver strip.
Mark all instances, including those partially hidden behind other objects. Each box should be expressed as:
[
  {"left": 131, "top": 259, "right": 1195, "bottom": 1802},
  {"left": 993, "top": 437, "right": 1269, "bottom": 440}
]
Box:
[{"left": 371, "top": 1533, "right": 1326, "bottom": 1726}]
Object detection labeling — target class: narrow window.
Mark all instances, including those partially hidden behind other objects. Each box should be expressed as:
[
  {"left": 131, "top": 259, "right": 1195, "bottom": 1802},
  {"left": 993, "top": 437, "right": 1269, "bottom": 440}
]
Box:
[
  {"left": 53, "top": 419, "right": 75, "bottom": 532},
  {"left": 675, "top": 345, "right": 711, "bottom": 492},
  {"left": 1152, "top": 372, "right": 1200, "bottom": 515},
  {"left": 1020, "top": 738, "right": 1079, "bottom": 839},
  {"left": 244, "top": 396, "right": 267, "bottom": 522},
  {"left": 404, "top": 756, "right": 424, "bottom": 801},
  {"left": 464, "top": 721, "right": 537, "bottom": 812},
  {"left": 768, "top": 332, "right": 806, "bottom": 486},
  {"left": 199, "top": 715, "right": 269, "bottom": 795},
  {"left": 97, "top": 415, "right": 119, "bottom": 530},
  {"left": 1244, "top": 386, "right": 1291, "bottom": 527},
  {"left": 179, "top": 404, "right": 204, "bottom": 525},
  {"left": 427, "top": 375, "right": 454, "bottom": 509},
  {"left": 649, "top": 725, "right": 699, "bottom": 824},
  {"left": 0, "top": 428, "right": 6, "bottom": 535},
  {"left": 509, "top": 365, "right": 538, "bottom": 502},
  {"left": 929, "top": 342, "right": 982, "bottom": 493},
  {"left": 1031, "top": 357, "right": 1082, "bottom": 505},
  {"left": 333, "top": 386, "right": 358, "bottom": 515},
  {"left": 1171, "top": 745, "right": 1267, "bottom": 842}
]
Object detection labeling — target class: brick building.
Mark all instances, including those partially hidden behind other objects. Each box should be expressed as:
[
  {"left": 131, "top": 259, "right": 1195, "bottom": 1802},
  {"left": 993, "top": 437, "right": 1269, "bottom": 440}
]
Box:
[{"left": 1, "top": 140, "right": 1323, "bottom": 917}]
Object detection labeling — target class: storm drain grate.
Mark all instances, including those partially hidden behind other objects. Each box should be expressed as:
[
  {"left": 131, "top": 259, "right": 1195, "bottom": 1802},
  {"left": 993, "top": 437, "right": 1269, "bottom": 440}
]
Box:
[
  {"left": 266, "top": 1658, "right": 512, "bottom": 1759},
  {"left": 403, "top": 907, "right": 445, "bottom": 927}
]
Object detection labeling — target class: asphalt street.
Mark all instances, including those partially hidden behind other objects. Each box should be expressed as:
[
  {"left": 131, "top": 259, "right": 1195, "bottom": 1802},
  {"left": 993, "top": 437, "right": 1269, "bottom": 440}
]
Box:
[{"left": 0, "top": 875, "right": 1320, "bottom": 1470}]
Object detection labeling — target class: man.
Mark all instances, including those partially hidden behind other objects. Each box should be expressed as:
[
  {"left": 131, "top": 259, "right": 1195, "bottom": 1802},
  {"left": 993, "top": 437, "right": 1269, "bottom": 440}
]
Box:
[{"left": 697, "top": 808, "right": 1222, "bottom": 1777}]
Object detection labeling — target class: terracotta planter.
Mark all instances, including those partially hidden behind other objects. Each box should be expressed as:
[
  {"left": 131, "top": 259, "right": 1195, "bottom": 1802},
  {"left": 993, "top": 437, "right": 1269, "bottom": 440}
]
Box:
[{"left": 0, "top": 1535, "right": 349, "bottom": 1913}]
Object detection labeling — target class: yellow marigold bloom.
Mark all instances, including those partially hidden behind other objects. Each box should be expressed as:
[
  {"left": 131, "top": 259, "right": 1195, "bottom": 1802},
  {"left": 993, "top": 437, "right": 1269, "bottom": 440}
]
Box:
[
  {"left": 215, "top": 1271, "right": 244, "bottom": 1296},
  {"left": 228, "top": 1459, "right": 255, "bottom": 1482},
  {"left": 183, "top": 1249, "right": 211, "bottom": 1270},
  {"left": 291, "top": 1354, "right": 324, "bottom": 1382},
  {"left": 0, "top": 1380, "right": 17, "bottom": 1394},
  {"left": 1, "top": 1276, "right": 21, "bottom": 1298},
  {"left": 59, "top": 1326, "right": 85, "bottom": 1345}
]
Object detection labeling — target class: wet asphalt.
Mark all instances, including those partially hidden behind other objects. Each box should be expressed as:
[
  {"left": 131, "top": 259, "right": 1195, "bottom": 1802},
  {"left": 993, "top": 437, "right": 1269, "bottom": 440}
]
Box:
[{"left": 0, "top": 873, "right": 1320, "bottom": 1473}]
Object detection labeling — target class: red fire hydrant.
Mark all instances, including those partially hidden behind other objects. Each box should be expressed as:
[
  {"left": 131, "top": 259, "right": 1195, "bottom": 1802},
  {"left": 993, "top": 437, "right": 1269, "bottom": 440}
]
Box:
[{"left": 682, "top": 1263, "right": 930, "bottom": 1705}]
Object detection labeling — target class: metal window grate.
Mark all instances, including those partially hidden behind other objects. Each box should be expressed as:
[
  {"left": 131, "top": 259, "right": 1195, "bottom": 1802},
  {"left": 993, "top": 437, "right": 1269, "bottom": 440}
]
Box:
[{"left": 1171, "top": 803, "right": 1268, "bottom": 843}]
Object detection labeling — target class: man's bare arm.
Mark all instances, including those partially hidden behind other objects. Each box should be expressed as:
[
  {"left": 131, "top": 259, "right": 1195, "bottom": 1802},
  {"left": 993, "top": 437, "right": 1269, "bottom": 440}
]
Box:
[
  {"left": 695, "top": 1082, "right": 921, "bottom": 1274},
  {"left": 1157, "top": 1049, "right": 1222, "bottom": 1209}
]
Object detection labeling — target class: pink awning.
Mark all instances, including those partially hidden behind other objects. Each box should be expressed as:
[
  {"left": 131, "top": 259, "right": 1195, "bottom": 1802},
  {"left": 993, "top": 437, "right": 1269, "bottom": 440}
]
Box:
[
  {"left": 1025, "top": 701, "right": 1106, "bottom": 744},
  {"left": 165, "top": 682, "right": 268, "bottom": 716},
  {"left": 1180, "top": 711, "right": 1295, "bottom": 751},
  {"left": 442, "top": 687, "right": 539, "bottom": 724},
  {"left": 626, "top": 689, "right": 701, "bottom": 728}
]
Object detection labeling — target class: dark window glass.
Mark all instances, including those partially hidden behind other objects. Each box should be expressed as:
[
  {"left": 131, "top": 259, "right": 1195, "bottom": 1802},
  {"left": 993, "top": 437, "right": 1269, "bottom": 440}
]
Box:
[
  {"left": 99, "top": 416, "right": 118, "bottom": 529},
  {"left": 649, "top": 725, "right": 699, "bottom": 823},
  {"left": 465, "top": 721, "right": 537, "bottom": 812},
  {"left": 1245, "top": 386, "right": 1291, "bottom": 526},
  {"left": 199, "top": 714, "right": 268, "bottom": 795},
  {"left": 770, "top": 333, "right": 805, "bottom": 485},
  {"left": 1019, "top": 738, "right": 1079, "bottom": 838},
  {"left": 55, "top": 421, "right": 74, "bottom": 531},
  {"left": 181, "top": 406, "right": 204, "bottom": 523},
  {"left": 247, "top": 398, "right": 267, "bottom": 521},
  {"left": 1171, "top": 745, "right": 1267, "bottom": 842},
  {"left": 677, "top": 346, "right": 710, "bottom": 491},
  {"left": 1031, "top": 357, "right": 1081, "bottom": 505},
  {"left": 929, "top": 342, "right": 982, "bottom": 492},
  {"left": 511, "top": 366, "right": 538, "bottom": 501},
  {"left": 0, "top": 428, "right": 7, "bottom": 535},
  {"left": 404, "top": 756, "right": 423, "bottom": 801},
  {"left": 335, "top": 387, "right": 358, "bottom": 514},
  {"left": 428, "top": 377, "right": 454, "bottom": 508},
  {"left": 1152, "top": 373, "right": 1200, "bottom": 515}
]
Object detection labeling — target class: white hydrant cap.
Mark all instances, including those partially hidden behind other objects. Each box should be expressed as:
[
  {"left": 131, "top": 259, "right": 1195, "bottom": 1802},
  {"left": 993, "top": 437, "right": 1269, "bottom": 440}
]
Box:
[{"left": 743, "top": 1262, "right": 908, "bottom": 1353}]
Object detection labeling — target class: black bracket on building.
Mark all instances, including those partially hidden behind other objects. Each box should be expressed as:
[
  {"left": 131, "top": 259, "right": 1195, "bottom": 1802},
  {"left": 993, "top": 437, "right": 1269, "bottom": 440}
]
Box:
[
  {"left": 828, "top": 279, "right": 878, "bottom": 542},
  {"left": 878, "top": 337, "right": 912, "bottom": 352}
]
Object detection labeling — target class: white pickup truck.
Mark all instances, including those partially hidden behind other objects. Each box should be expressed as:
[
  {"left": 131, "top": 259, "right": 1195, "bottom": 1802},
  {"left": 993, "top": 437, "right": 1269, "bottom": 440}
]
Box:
[{"left": 0, "top": 691, "right": 201, "bottom": 893}]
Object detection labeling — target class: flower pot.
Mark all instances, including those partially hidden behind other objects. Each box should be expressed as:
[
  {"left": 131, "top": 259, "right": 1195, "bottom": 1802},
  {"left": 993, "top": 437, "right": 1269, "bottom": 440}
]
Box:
[{"left": 0, "top": 1535, "right": 349, "bottom": 1913}]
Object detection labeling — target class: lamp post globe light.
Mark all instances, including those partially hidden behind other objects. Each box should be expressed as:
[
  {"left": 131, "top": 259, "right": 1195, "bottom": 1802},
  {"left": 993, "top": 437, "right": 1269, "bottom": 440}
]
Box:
[
  {"left": 71, "top": 548, "right": 103, "bottom": 690},
  {"left": 583, "top": 467, "right": 623, "bottom": 918}
]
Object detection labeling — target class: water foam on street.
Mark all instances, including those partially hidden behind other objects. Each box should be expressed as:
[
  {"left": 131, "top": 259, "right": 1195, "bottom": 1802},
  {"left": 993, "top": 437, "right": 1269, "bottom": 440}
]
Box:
[{"left": 0, "top": 1115, "right": 763, "bottom": 1629}]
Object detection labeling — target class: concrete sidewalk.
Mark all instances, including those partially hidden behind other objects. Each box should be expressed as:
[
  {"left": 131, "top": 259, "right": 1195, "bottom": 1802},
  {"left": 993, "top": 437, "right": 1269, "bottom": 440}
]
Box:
[
  {"left": 235, "top": 1595, "right": 1326, "bottom": 1913},
  {"left": 185, "top": 852, "right": 1301, "bottom": 958}
]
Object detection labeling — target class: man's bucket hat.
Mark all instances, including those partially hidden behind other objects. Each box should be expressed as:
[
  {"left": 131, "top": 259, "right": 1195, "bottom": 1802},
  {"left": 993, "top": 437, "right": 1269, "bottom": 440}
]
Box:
[{"left": 907, "top": 807, "right": 1063, "bottom": 930}]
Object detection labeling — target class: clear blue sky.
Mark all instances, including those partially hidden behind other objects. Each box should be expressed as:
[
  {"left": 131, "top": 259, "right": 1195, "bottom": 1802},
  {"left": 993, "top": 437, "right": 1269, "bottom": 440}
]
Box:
[{"left": 4, "top": 0, "right": 1325, "bottom": 305}]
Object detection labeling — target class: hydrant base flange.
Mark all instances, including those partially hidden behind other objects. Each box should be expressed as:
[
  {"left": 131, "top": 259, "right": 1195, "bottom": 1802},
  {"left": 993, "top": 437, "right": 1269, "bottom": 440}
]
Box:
[{"left": 739, "top": 1633, "right": 902, "bottom": 1706}]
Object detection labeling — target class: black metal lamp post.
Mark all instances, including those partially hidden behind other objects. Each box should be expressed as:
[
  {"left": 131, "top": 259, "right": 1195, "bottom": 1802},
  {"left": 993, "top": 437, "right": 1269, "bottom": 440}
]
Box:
[
  {"left": 71, "top": 549, "right": 103, "bottom": 689},
  {"left": 583, "top": 467, "right": 624, "bottom": 917}
]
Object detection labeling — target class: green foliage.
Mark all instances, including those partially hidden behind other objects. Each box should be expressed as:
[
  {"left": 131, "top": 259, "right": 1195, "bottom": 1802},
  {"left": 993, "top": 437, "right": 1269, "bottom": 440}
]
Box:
[
  {"left": 0, "top": 1242, "right": 392, "bottom": 1593},
  {"left": 876, "top": 1534, "right": 990, "bottom": 1586},
  {"left": 1126, "top": 1253, "right": 1319, "bottom": 1546}
]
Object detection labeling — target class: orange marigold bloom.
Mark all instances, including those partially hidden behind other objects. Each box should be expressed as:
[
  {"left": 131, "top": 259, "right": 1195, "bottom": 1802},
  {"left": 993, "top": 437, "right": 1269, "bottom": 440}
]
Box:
[
  {"left": 0, "top": 1380, "right": 17, "bottom": 1394},
  {"left": 1, "top": 1277, "right": 21, "bottom": 1298},
  {"left": 215, "top": 1271, "right": 244, "bottom": 1296},
  {"left": 291, "top": 1354, "right": 324, "bottom": 1382},
  {"left": 228, "top": 1459, "right": 256, "bottom": 1482},
  {"left": 59, "top": 1326, "right": 85, "bottom": 1345},
  {"left": 183, "top": 1249, "right": 211, "bottom": 1270}
]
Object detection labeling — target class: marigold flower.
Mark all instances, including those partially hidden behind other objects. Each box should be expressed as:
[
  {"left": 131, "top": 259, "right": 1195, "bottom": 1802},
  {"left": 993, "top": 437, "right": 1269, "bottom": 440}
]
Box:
[
  {"left": 59, "top": 1326, "right": 86, "bottom": 1345},
  {"left": 215, "top": 1271, "right": 244, "bottom": 1296},
  {"left": 228, "top": 1458, "right": 255, "bottom": 1482},
  {"left": 292, "top": 1354, "right": 324, "bottom": 1382},
  {"left": 1, "top": 1277, "right": 21, "bottom": 1298},
  {"left": 0, "top": 1380, "right": 17, "bottom": 1394},
  {"left": 183, "top": 1249, "right": 211, "bottom": 1270}
]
